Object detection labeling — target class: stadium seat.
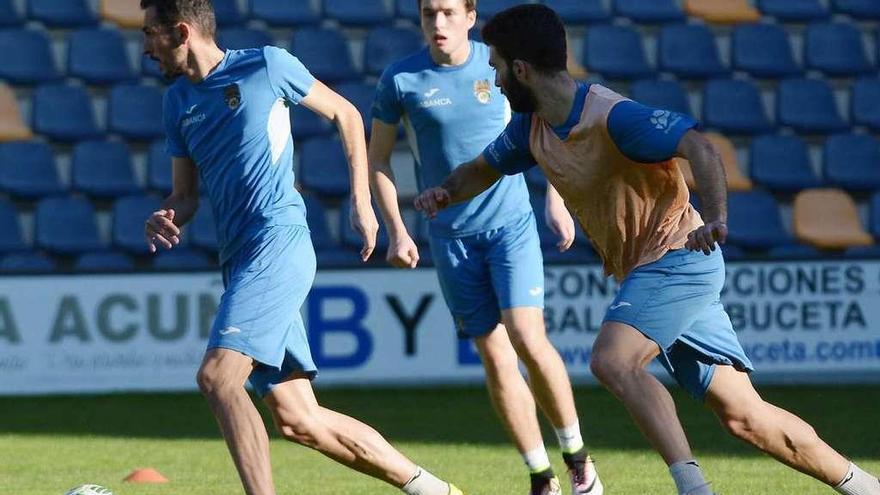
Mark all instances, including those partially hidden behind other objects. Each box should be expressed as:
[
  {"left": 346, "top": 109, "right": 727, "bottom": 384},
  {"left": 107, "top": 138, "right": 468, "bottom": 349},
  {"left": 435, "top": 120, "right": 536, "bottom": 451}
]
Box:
[
  {"left": 299, "top": 137, "right": 351, "bottom": 197},
  {"left": 0, "top": 141, "right": 64, "bottom": 198},
  {"left": 290, "top": 104, "right": 332, "bottom": 141},
  {"left": 844, "top": 245, "right": 880, "bottom": 258},
  {"left": 720, "top": 244, "right": 746, "bottom": 260},
  {"left": 364, "top": 27, "right": 423, "bottom": 77},
  {"left": 152, "top": 248, "right": 214, "bottom": 271},
  {"left": 777, "top": 79, "right": 848, "bottom": 133},
  {"left": 249, "top": 0, "right": 320, "bottom": 26},
  {"left": 141, "top": 53, "right": 162, "bottom": 79},
  {"left": 805, "top": 22, "right": 873, "bottom": 77},
  {"left": 113, "top": 195, "right": 162, "bottom": 255},
  {"left": 35, "top": 195, "right": 104, "bottom": 254},
  {"left": 28, "top": 0, "right": 97, "bottom": 27},
  {"left": 108, "top": 84, "right": 165, "bottom": 140},
  {"left": 870, "top": 191, "right": 880, "bottom": 238},
  {"left": 32, "top": 83, "right": 99, "bottom": 142},
  {"left": 541, "top": 0, "right": 610, "bottom": 24},
  {"left": 832, "top": 0, "right": 880, "bottom": 19},
  {"left": 291, "top": 28, "right": 357, "bottom": 83},
  {"left": 99, "top": 0, "right": 143, "bottom": 28},
  {"left": 190, "top": 202, "right": 218, "bottom": 253},
  {"left": 0, "top": 28, "right": 59, "bottom": 84},
  {"left": 325, "top": 0, "right": 393, "bottom": 25},
  {"left": 0, "top": 0, "right": 21, "bottom": 26},
  {"left": 147, "top": 140, "right": 173, "bottom": 195},
  {"left": 0, "top": 199, "right": 25, "bottom": 253},
  {"left": 731, "top": 23, "right": 801, "bottom": 78},
  {"left": 676, "top": 133, "right": 753, "bottom": 191},
  {"left": 657, "top": 24, "right": 727, "bottom": 79},
  {"left": 683, "top": 0, "right": 761, "bottom": 23},
  {"left": 75, "top": 250, "right": 134, "bottom": 272},
  {"left": 749, "top": 135, "right": 821, "bottom": 192},
  {"left": 0, "top": 252, "right": 56, "bottom": 272},
  {"left": 613, "top": 0, "right": 685, "bottom": 23},
  {"left": 852, "top": 78, "right": 880, "bottom": 132},
  {"left": 339, "top": 201, "right": 390, "bottom": 257},
  {"left": 530, "top": 194, "right": 596, "bottom": 263},
  {"left": 71, "top": 140, "right": 141, "bottom": 198},
  {"left": 479, "top": 0, "right": 525, "bottom": 17},
  {"left": 824, "top": 133, "right": 880, "bottom": 191},
  {"left": 396, "top": 0, "right": 419, "bottom": 22},
  {"left": 217, "top": 27, "right": 272, "bottom": 50},
  {"left": 335, "top": 82, "right": 377, "bottom": 137},
  {"left": 702, "top": 79, "right": 772, "bottom": 134},
  {"left": 727, "top": 191, "right": 792, "bottom": 249},
  {"left": 756, "top": 0, "right": 829, "bottom": 21},
  {"left": 0, "top": 83, "right": 32, "bottom": 141},
  {"left": 793, "top": 189, "right": 873, "bottom": 250},
  {"left": 212, "top": 0, "right": 245, "bottom": 26},
  {"left": 302, "top": 195, "right": 361, "bottom": 267},
  {"left": 630, "top": 80, "right": 693, "bottom": 117},
  {"left": 767, "top": 243, "right": 823, "bottom": 260},
  {"left": 582, "top": 25, "right": 653, "bottom": 80},
  {"left": 68, "top": 28, "right": 135, "bottom": 85}
]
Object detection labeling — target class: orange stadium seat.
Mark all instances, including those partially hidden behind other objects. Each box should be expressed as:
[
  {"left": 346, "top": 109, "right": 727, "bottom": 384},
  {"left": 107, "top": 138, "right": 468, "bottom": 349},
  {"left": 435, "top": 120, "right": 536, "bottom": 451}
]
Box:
[
  {"left": 675, "top": 133, "right": 753, "bottom": 191},
  {"left": 0, "top": 83, "right": 32, "bottom": 141},
  {"left": 794, "top": 188, "right": 874, "bottom": 249},
  {"left": 684, "top": 0, "right": 761, "bottom": 23},
  {"left": 100, "top": 0, "right": 143, "bottom": 29}
]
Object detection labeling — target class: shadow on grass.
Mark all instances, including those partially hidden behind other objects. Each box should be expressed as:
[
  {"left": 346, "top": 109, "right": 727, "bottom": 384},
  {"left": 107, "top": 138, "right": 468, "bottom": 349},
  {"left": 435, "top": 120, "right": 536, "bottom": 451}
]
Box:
[{"left": 0, "top": 385, "right": 878, "bottom": 458}]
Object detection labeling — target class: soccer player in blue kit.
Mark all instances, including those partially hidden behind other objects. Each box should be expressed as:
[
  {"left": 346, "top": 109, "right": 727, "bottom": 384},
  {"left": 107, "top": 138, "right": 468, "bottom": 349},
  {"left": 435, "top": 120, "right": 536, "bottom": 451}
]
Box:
[
  {"left": 369, "top": 1, "right": 602, "bottom": 494},
  {"left": 140, "top": 1, "right": 462, "bottom": 494}
]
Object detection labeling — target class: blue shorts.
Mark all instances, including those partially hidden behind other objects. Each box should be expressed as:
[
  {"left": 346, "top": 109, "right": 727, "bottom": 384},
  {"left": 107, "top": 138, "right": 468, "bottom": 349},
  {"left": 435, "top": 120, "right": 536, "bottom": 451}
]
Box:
[
  {"left": 208, "top": 225, "right": 317, "bottom": 397},
  {"left": 603, "top": 248, "right": 753, "bottom": 401},
  {"left": 430, "top": 211, "right": 545, "bottom": 337}
]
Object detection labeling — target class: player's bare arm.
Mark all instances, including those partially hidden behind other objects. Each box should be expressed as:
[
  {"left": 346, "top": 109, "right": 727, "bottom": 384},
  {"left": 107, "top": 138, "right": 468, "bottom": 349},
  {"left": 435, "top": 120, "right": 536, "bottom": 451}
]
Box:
[
  {"left": 369, "top": 118, "right": 418, "bottom": 269},
  {"left": 545, "top": 183, "right": 575, "bottom": 252},
  {"left": 302, "top": 80, "right": 379, "bottom": 261},
  {"left": 145, "top": 156, "right": 200, "bottom": 253},
  {"left": 676, "top": 129, "right": 728, "bottom": 255},
  {"left": 414, "top": 153, "right": 502, "bottom": 218}
]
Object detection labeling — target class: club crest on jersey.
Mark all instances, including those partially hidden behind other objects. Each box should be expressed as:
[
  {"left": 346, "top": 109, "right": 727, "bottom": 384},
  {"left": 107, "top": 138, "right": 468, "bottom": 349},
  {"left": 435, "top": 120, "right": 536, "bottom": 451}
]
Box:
[
  {"left": 473, "top": 79, "right": 491, "bottom": 104},
  {"left": 224, "top": 84, "right": 241, "bottom": 109}
]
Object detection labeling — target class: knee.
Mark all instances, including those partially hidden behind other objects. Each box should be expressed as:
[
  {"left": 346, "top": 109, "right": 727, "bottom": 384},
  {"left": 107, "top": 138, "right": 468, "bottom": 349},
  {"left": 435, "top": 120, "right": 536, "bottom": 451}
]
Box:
[
  {"left": 196, "top": 366, "right": 238, "bottom": 399},
  {"left": 505, "top": 327, "right": 547, "bottom": 366},
  {"left": 275, "top": 410, "right": 323, "bottom": 449},
  {"left": 589, "top": 349, "right": 633, "bottom": 393},
  {"left": 478, "top": 340, "right": 520, "bottom": 380}
]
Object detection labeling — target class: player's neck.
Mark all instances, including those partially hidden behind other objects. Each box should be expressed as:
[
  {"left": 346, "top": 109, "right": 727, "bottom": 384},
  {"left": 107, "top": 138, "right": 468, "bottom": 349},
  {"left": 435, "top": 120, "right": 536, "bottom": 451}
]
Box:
[
  {"left": 534, "top": 74, "right": 578, "bottom": 127},
  {"left": 185, "top": 43, "right": 226, "bottom": 83},
  {"left": 429, "top": 40, "right": 471, "bottom": 67}
]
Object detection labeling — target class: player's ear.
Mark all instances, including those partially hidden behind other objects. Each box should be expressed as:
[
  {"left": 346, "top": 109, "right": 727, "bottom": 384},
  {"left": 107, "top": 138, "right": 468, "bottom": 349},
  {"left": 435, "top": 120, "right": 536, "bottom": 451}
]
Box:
[
  {"left": 172, "top": 22, "right": 190, "bottom": 47},
  {"left": 466, "top": 8, "right": 476, "bottom": 29},
  {"left": 511, "top": 59, "right": 528, "bottom": 81}
]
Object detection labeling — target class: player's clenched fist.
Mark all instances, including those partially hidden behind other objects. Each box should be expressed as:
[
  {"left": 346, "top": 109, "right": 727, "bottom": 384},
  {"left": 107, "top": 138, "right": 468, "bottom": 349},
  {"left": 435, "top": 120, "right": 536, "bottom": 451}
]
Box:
[
  {"left": 413, "top": 187, "right": 451, "bottom": 219},
  {"left": 144, "top": 209, "right": 180, "bottom": 253}
]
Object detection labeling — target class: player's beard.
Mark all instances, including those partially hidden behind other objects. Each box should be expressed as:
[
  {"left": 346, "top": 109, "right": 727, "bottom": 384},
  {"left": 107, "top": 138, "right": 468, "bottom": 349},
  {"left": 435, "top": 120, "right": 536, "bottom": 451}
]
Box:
[{"left": 504, "top": 69, "right": 538, "bottom": 113}]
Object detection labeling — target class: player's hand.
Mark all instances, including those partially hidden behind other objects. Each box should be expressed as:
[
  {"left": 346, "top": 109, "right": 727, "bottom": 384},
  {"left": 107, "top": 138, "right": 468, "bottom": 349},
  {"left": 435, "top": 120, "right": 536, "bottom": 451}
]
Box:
[
  {"left": 545, "top": 198, "right": 575, "bottom": 252},
  {"left": 686, "top": 220, "right": 727, "bottom": 255},
  {"left": 387, "top": 234, "right": 419, "bottom": 269},
  {"left": 414, "top": 187, "right": 451, "bottom": 219},
  {"left": 145, "top": 209, "right": 180, "bottom": 253},
  {"left": 351, "top": 199, "right": 379, "bottom": 262}
]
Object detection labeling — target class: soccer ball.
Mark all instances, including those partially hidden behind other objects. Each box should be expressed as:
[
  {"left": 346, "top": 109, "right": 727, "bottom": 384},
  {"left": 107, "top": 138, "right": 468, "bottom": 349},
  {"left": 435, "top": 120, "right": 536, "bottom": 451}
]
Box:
[{"left": 63, "top": 485, "right": 113, "bottom": 495}]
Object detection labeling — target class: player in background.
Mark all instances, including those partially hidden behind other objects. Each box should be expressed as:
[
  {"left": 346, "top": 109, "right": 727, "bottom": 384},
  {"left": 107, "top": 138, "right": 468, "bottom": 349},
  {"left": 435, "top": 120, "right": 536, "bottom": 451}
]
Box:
[
  {"left": 369, "top": 1, "right": 602, "bottom": 494},
  {"left": 140, "top": 1, "right": 462, "bottom": 494},
  {"left": 415, "top": 4, "right": 880, "bottom": 495}
]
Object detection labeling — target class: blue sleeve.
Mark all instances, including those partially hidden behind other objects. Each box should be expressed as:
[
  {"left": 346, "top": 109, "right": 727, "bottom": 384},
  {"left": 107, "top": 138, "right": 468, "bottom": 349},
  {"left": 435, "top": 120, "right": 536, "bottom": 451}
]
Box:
[
  {"left": 371, "top": 66, "right": 404, "bottom": 125},
  {"left": 264, "top": 46, "right": 316, "bottom": 105},
  {"left": 483, "top": 113, "right": 537, "bottom": 175},
  {"left": 606, "top": 100, "right": 699, "bottom": 163},
  {"left": 163, "top": 91, "right": 187, "bottom": 158}
]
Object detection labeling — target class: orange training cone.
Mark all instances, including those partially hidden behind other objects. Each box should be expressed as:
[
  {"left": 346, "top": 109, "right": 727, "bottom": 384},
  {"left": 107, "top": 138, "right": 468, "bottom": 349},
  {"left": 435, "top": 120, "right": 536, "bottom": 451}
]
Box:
[{"left": 124, "top": 468, "right": 169, "bottom": 483}]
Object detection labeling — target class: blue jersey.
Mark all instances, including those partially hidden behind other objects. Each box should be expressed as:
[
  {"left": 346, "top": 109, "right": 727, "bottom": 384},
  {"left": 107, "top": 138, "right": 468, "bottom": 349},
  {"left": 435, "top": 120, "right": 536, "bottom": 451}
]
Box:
[
  {"left": 163, "top": 47, "right": 314, "bottom": 264},
  {"left": 484, "top": 83, "right": 699, "bottom": 174},
  {"left": 372, "top": 41, "right": 532, "bottom": 237}
]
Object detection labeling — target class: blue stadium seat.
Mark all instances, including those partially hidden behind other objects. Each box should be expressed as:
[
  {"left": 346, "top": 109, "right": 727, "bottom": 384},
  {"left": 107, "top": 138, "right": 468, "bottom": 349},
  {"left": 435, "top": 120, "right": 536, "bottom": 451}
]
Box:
[
  {"left": 844, "top": 245, "right": 880, "bottom": 258},
  {"left": 0, "top": 199, "right": 25, "bottom": 253},
  {"left": 75, "top": 250, "right": 134, "bottom": 272},
  {"left": 250, "top": 0, "right": 320, "bottom": 26},
  {"left": 68, "top": 28, "right": 134, "bottom": 84},
  {"left": 702, "top": 79, "right": 772, "bottom": 135},
  {"left": 0, "top": 141, "right": 64, "bottom": 198},
  {"left": 767, "top": 244, "right": 823, "bottom": 260},
  {"left": 629, "top": 79, "right": 692, "bottom": 116},
  {"left": 805, "top": 22, "right": 873, "bottom": 77},
  {"left": 364, "top": 27, "right": 423, "bottom": 76},
  {"left": 727, "top": 191, "right": 792, "bottom": 249},
  {"left": 833, "top": 0, "right": 880, "bottom": 19},
  {"left": 582, "top": 25, "right": 652, "bottom": 80},
  {"left": 72, "top": 140, "right": 141, "bottom": 198},
  {"left": 325, "top": 0, "right": 392, "bottom": 25},
  {"left": 212, "top": 0, "right": 245, "bottom": 26},
  {"left": 291, "top": 27, "right": 357, "bottom": 83},
  {"left": 35, "top": 195, "right": 103, "bottom": 254},
  {"left": 190, "top": 202, "right": 218, "bottom": 253},
  {"left": 613, "top": 0, "right": 685, "bottom": 23},
  {"left": 152, "top": 248, "right": 214, "bottom": 271},
  {"left": 756, "top": 0, "right": 829, "bottom": 21},
  {"left": 302, "top": 195, "right": 361, "bottom": 267},
  {"left": 396, "top": 0, "right": 419, "bottom": 22},
  {"left": 869, "top": 191, "right": 880, "bottom": 238},
  {"left": 113, "top": 195, "right": 162, "bottom": 255},
  {"left": 658, "top": 24, "right": 726, "bottom": 79},
  {"left": 777, "top": 78, "right": 848, "bottom": 133},
  {"left": 147, "top": 140, "right": 173, "bottom": 195},
  {"left": 541, "top": 0, "right": 610, "bottom": 24},
  {"left": 479, "top": 0, "right": 526, "bottom": 17},
  {"left": 0, "top": 28, "right": 59, "bottom": 83},
  {"left": 334, "top": 82, "right": 376, "bottom": 137},
  {"left": 0, "top": 0, "right": 21, "bottom": 26},
  {"left": 141, "top": 53, "right": 162, "bottom": 79},
  {"left": 28, "top": 0, "right": 97, "bottom": 27},
  {"left": 290, "top": 104, "right": 332, "bottom": 140},
  {"left": 530, "top": 195, "right": 596, "bottom": 263},
  {"left": 720, "top": 244, "right": 746, "bottom": 260},
  {"left": 108, "top": 84, "right": 165, "bottom": 140},
  {"left": 749, "top": 135, "right": 822, "bottom": 192},
  {"left": 525, "top": 167, "right": 548, "bottom": 190},
  {"left": 32, "top": 83, "right": 100, "bottom": 141},
  {"left": 852, "top": 78, "right": 880, "bottom": 132},
  {"left": 339, "top": 201, "right": 390, "bottom": 256},
  {"left": 298, "top": 137, "right": 350, "bottom": 197},
  {"left": 217, "top": 27, "right": 272, "bottom": 50},
  {"left": 824, "top": 133, "right": 880, "bottom": 191},
  {"left": 0, "top": 252, "right": 56, "bottom": 272},
  {"left": 731, "top": 23, "right": 800, "bottom": 78}
]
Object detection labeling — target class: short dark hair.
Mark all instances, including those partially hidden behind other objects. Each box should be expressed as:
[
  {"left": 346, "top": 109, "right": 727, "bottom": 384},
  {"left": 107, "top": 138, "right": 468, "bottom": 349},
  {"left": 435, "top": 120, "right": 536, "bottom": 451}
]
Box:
[
  {"left": 481, "top": 4, "right": 567, "bottom": 73},
  {"left": 416, "top": 0, "right": 476, "bottom": 13},
  {"left": 140, "top": 0, "right": 216, "bottom": 37}
]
